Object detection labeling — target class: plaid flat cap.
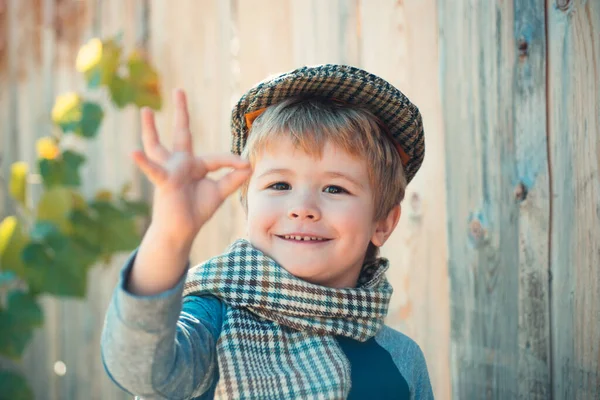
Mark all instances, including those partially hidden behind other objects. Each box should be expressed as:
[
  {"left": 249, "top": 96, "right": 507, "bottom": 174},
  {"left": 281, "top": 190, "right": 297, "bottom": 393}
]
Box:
[{"left": 231, "top": 64, "right": 425, "bottom": 184}]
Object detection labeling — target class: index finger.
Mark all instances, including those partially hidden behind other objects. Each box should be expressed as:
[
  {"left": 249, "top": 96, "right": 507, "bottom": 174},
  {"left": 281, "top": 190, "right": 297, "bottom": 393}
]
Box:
[
  {"left": 141, "top": 108, "right": 169, "bottom": 162},
  {"left": 192, "top": 153, "right": 251, "bottom": 179}
]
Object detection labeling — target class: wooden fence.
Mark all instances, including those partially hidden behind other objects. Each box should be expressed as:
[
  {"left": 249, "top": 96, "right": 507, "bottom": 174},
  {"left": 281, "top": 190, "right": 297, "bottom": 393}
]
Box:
[{"left": 0, "top": 0, "right": 598, "bottom": 399}]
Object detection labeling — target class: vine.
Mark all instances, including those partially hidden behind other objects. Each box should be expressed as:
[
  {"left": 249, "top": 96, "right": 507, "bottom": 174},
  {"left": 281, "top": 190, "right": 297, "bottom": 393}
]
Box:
[{"left": 0, "top": 36, "right": 162, "bottom": 399}]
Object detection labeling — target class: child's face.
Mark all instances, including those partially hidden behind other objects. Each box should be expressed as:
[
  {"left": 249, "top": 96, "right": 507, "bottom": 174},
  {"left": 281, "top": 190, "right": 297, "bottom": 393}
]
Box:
[{"left": 245, "top": 136, "right": 386, "bottom": 288}]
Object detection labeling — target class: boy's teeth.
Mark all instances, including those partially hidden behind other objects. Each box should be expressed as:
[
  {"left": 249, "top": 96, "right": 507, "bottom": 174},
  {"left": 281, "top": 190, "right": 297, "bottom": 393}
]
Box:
[{"left": 283, "top": 235, "right": 325, "bottom": 241}]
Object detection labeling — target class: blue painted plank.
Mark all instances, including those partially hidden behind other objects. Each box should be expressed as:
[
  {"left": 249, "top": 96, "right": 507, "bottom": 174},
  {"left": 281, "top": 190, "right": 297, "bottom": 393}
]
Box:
[{"left": 438, "top": 0, "right": 551, "bottom": 397}]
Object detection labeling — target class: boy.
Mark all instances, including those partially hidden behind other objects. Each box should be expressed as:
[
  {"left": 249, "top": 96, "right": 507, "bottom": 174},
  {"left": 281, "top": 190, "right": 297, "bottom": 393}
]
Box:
[{"left": 101, "top": 65, "right": 434, "bottom": 399}]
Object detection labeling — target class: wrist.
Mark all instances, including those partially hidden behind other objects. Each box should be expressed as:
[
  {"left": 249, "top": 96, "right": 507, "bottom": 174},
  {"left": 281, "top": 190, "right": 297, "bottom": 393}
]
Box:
[
  {"left": 127, "top": 225, "right": 193, "bottom": 296},
  {"left": 144, "top": 223, "right": 195, "bottom": 255}
]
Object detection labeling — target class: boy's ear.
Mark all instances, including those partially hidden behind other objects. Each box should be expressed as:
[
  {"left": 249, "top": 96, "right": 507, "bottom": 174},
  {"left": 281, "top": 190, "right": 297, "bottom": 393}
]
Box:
[{"left": 371, "top": 204, "right": 402, "bottom": 247}]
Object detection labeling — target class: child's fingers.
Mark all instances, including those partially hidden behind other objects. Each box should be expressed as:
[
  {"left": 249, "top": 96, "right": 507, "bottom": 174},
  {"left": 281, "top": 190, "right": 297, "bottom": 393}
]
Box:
[
  {"left": 172, "top": 89, "right": 193, "bottom": 154},
  {"left": 131, "top": 150, "right": 168, "bottom": 186},
  {"left": 141, "top": 108, "right": 169, "bottom": 163},
  {"left": 192, "top": 153, "right": 251, "bottom": 179},
  {"left": 215, "top": 168, "right": 252, "bottom": 200}
]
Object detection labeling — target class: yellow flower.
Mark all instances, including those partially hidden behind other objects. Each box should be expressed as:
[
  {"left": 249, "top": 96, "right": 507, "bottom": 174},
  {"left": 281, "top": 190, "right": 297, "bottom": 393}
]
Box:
[
  {"left": 76, "top": 38, "right": 103, "bottom": 73},
  {"left": 10, "top": 162, "right": 28, "bottom": 178},
  {"left": 36, "top": 137, "right": 60, "bottom": 160},
  {"left": 0, "top": 216, "right": 18, "bottom": 256},
  {"left": 9, "top": 162, "right": 28, "bottom": 204},
  {"left": 51, "top": 92, "right": 82, "bottom": 126}
]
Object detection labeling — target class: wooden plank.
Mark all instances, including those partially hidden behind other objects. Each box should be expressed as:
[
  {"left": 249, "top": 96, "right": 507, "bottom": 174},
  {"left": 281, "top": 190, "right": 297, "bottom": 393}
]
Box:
[
  {"left": 438, "top": 0, "right": 551, "bottom": 398},
  {"left": 55, "top": 1, "right": 143, "bottom": 398},
  {"left": 13, "top": 0, "right": 142, "bottom": 398},
  {"left": 147, "top": 0, "right": 237, "bottom": 263},
  {"left": 0, "top": 0, "right": 12, "bottom": 217},
  {"left": 547, "top": 0, "right": 600, "bottom": 398},
  {"left": 237, "top": 0, "right": 294, "bottom": 90},
  {"left": 234, "top": 0, "right": 295, "bottom": 243},
  {"left": 290, "top": 0, "right": 360, "bottom": 66},
  {"left": 10, "top": 0, "right": 61, "bottom": 399},
  {"left": 215, "top": 0, "right": 243, "bottom": 246},
  {"left": 23, "top": 0, "right": 97, "bottom": 398},
  {"left": 359, "top": 0, "right": 451, "bottom": 398},
  {"left": 50, "top": 0, "right": 99, "bottom": 397},
  {"left": 513, "top": 1, "right": 552, "bottom": 398}
]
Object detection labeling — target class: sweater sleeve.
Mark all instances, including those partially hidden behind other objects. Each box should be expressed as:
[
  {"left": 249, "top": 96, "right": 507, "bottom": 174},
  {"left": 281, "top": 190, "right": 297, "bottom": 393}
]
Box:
[
  {"left": 373, "top": 325, "right": 435, "bottom": 399},
  {"left": 100, "top": 250, "right": 223, "bottom": 399},
  {"left": 408, "top": 340, "right": 434, "bottom": 400}
]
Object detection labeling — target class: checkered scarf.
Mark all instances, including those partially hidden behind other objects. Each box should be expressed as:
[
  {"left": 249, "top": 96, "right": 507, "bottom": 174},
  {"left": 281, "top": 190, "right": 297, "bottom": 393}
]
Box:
[{"left": 183, "top": 239, "right": 393, "bottom": 399}]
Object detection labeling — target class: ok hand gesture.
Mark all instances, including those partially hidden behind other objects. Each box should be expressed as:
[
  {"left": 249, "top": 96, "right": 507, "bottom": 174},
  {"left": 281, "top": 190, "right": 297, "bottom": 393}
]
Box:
[{"left": 132, "top": 89, "right": 252, "bottom": 248}]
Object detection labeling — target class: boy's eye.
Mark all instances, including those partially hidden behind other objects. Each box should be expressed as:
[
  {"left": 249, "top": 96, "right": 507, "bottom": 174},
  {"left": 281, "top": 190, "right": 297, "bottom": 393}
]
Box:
[
  {"left": 268, "top": 182, "right": 290, "bottom": 190},
  {"left": 323, "top": 185, "right": 348, "bottom": 194}
]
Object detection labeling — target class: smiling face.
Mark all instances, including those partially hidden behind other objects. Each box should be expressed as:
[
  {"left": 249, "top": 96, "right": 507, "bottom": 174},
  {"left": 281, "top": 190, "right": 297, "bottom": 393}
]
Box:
[{"left": 246, "top": 136, "right": 394, "bottom": 288}]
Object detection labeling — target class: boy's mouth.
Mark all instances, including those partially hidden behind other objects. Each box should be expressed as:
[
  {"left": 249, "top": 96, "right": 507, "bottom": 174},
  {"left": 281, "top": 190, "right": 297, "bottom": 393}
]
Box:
[{"left": 276, "top": 234, "right": 332, "bottom": 242}]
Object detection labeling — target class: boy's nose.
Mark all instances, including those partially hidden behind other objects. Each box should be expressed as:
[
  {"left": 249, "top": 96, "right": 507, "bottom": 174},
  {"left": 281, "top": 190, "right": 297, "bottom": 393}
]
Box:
[{"left": 287, "top": 203, "right": 321, "bottom": 221}]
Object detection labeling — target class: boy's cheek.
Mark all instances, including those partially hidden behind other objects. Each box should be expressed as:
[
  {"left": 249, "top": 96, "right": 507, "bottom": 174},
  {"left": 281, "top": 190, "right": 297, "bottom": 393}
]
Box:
[{"left": 246, "top": 196, "right": 282, "bottom": 224}]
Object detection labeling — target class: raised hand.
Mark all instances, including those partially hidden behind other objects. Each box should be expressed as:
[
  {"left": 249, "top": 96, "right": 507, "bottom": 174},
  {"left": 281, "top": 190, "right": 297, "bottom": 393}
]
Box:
[{"left": 132, "top": 89, "right": 252, "bottom": 248}]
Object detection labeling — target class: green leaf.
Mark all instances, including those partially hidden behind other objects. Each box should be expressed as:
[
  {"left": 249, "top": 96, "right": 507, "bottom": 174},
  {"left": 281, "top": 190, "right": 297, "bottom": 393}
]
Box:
[
  {"left": 30, "top": 222, "right": 68, "bottom": 250},
  {"left": 0, "top": 270, "right": 17, "bottom": 286},
  {"left": 90, "top": 200, "right": 140, "bottom": 253},
  {"left": 36, "top": 187, "right": 75, "bottom": 233},
  {"left": 51, "top": 94, "right": 104, "bottom": 138},
  {"left": 69, "top": 209, "right": 102, "bottom": 248},
  {"left": 85, "top": 67, "right": 103, "bottom": 89},
  {"left": 76, "top": 38, "right": 122, "bottom": 88},
  {"left": 62, "top": 151, "right": 86, "bottom": 185},
  {"left": 0, "top": 371, "right": 34, "bottom": 400},
  {"left": 68, "top": 198, "right": 142, "bottom": 266},
  {"left": 0, "top": 291, "right": 43, "bottom": 359},
  {"left": 108, "top": 75, "right": 134, "bottom": 108},
  {"left": 22, "top": 232, "right": 92, "bottom": 298},
  {"left": 77, "top": 102, "right": 104, "bottom": 138},
  {"left": 127, "top": 50, "right": 162, "bottom": 110},
  {"left": 51, "top": 92, "right": 83, "bottom": 133},
  {"left": 20, "top": 221, "right": 96, "bottom": 297},
  {"left": 38, "top": 151, "right": 85, "bottom": 189},
  {"left": 38, "top": 159, "right": 61, "bottom": 188},
  {"left": 0, "top": 217, "right": 29, "bottom": 279},
  {"left": 9, "top": 162, "right": 28, "bottom": 206},
  {"left": 99, "top": 39, "right": 122, "bottom": 85},
  {"left": 120, "top": 199, "right": 150, "bottom": 218}
]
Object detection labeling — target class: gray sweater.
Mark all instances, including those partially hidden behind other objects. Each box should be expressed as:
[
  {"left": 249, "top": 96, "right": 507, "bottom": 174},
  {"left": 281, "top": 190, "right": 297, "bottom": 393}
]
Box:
[{"left": 101, "top": 251, "right": 434, "bottom": 399}]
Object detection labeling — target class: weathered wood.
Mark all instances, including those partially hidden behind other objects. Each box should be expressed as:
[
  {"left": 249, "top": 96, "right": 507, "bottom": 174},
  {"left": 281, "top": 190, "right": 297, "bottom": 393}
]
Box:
[
  {"left": 360, "top": 1, "right": 451, "bottom": 398},
  {"left": 16, "top": 0, "right": 142, "bottom": 399},
  {"left": 12, "top": 1, "right": 61, "bottom": 399},
  {"left": 3, "top": 0, "right": 598, "bottom": 398},
  {"left": 62, "top": 0, "right": 143, "bottom": 398},
  {"left": 547, "top": 0, "right": 600, "bottom": 398},
  {"left": 237, "top": 0, "right": 294, "bottom": 89},
  {"left": 0, "top": 0, "right": 13, "bottom": 217},
  {"left": 147, "top": 0, "right": 238, "bottom": 264},
  {"left": 439, "top": 0, "right": 551, "bottom": 398},
  {"left": 514, "top": 1, "right": 552, "bottom": 398},
  {"left": 232, "top": 0, "right": 296, "bottom": 244},
  {"left": 290, "top": 0, "right": 360, "bottom": 66}
]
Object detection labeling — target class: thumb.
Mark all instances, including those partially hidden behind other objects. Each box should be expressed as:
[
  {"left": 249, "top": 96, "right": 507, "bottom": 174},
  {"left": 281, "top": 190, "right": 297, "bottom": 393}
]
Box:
[{"left": 216, "top": 167, "right": 252, "bottom": 200}]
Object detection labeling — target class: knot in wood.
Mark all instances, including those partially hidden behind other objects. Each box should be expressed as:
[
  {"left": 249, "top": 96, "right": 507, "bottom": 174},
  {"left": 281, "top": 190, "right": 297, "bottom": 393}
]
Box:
[
  {"left": 514, "top": 182, "right": 528, "bottom": 202},
  {"left": 517, "top": 39, "right": 528, "bottom": 59},
  {"left": 556, "top": 0, "right": 571, "bottom": 11},
  {"left": 469, "top": 218, "right": 486, "bottom": 243}
]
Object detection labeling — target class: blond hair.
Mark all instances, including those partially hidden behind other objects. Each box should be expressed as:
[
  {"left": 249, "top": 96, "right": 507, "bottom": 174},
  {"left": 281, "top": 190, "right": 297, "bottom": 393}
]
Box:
[{"left": 240, "top": 97, "right": 407, "bottom": 261}]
